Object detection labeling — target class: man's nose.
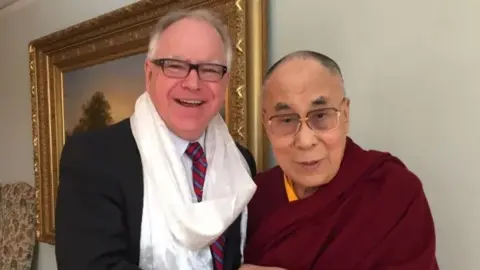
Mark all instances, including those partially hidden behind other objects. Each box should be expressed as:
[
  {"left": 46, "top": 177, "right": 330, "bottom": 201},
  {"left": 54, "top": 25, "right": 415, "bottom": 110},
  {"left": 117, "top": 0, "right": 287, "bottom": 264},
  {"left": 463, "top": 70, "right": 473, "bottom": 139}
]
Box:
[
  {"left": 182, "top": 69, "right": 200, "bottom": 90},
  {"left": 295, "top": 122, "right": 318, "bottom": 150}
]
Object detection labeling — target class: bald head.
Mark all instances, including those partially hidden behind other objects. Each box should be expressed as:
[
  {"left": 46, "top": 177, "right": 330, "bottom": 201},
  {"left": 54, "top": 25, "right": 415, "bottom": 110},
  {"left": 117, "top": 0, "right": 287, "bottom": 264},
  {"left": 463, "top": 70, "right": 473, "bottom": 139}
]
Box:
[
  {"left": 264, "top": 50, "right": 345, "bottom": 96},
  {"left": 262, "top": 51, "right": 345, "bottom": 112}
]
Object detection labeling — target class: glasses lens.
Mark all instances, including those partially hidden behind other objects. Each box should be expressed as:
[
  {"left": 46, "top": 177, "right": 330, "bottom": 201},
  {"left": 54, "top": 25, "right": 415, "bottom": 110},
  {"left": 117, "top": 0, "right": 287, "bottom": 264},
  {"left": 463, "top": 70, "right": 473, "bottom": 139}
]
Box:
[
  {"left": 270, "top": 115, "right": 299, "bottom": 136},
  {"left": 162, "top": 60, "right": 189, "bottom": 78},
  {"left": 308, "top": 109, "right": 339, "bottom": 132},
  {"left": 198, "top": 64, "right": 224, "bottom": 82}
]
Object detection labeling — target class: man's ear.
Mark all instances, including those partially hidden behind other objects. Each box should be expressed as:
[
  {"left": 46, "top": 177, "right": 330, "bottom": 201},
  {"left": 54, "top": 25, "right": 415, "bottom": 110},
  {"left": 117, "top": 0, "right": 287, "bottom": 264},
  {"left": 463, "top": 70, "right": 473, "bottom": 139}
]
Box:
[
  {"left": 343, "top": 97, "right": 350, "bottom": 123},
  {"left": 223, "top": 72, "right": 230, "bottom": 81},
  {"left": 261, "top": 109, "right": 270, "bottom": 134},
  {"left": 144, "top": 60, "right": 153, "bottom": 88}
]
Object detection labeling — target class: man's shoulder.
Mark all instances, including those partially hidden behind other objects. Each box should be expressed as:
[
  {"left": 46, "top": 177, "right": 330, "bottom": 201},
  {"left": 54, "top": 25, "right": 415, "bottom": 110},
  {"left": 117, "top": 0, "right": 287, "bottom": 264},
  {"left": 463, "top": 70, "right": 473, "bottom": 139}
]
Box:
[
  {"left": 344, "top": 138, "right": 424, "bottom": 199},
  {"left": 61, "top": 118, "right": 137, "bottom": 163},
  {"left": 377, "top": 151, "right": 421, "bottom": 183},
  {"left": 234, "top": 141, "right": 250, "bottom": 157},
  {"left": 253, "top": 165, "right": 282, "bottom": 184},
  {"left": 247, "top": 166, "right": 286, "bottom": 221},
  {"left": 233, "top": 142, "right": 257, "bottom": 176},
  {"left": 65, "top": 119, "right": 133, "bottom": 148},
  {"left": 251, "top": 166, "right": 284, "bottom": 198},
  {"left": 362, "top": 149, "right": 425, "bottom": 204}
]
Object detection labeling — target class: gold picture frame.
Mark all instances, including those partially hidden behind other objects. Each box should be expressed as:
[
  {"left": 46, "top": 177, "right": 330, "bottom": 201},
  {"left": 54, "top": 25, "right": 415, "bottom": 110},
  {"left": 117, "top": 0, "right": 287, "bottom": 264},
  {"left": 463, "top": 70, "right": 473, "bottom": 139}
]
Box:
[{"left": 29, "top": 0, "right": 268, "bottom": 245}]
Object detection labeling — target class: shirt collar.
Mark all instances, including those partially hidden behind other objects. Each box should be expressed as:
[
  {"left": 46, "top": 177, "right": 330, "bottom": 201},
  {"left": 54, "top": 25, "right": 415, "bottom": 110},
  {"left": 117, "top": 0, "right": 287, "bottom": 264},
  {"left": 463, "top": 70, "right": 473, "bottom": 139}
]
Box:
[{"left": 167, "top": 129, "right": 206, "bottom": 158}]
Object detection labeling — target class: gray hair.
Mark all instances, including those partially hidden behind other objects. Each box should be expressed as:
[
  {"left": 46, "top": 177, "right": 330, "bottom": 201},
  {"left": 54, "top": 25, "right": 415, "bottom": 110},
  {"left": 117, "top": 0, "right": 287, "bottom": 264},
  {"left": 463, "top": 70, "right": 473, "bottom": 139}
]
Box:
[
  {"left": 264, "top": 50, "right": 345, "bottom": 95},
  {"left": 146, "top": 9, "right": 233, "bottom": 70}
]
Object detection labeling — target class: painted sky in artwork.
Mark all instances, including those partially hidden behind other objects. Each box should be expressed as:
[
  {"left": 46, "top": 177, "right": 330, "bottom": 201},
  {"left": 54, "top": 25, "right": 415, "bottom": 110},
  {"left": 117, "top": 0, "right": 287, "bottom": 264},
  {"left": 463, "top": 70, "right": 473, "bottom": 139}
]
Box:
[{"left": 63, "top": 53, "right": 146, "bottom": 132}]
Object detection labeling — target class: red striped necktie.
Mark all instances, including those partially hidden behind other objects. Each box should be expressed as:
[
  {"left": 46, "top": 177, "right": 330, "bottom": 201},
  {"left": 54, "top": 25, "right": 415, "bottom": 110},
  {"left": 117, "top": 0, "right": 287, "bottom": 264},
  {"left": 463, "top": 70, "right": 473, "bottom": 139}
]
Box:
[{"left": 185, "top": 142, "right": 225, "bottom": 270}]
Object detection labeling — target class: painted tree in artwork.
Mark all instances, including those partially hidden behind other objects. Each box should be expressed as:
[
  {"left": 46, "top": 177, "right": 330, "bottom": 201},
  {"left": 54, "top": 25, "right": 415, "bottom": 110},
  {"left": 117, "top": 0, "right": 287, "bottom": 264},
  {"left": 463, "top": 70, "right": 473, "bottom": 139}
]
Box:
[{"left": 72, "top": 91, "right": 113, "bottom": 134}]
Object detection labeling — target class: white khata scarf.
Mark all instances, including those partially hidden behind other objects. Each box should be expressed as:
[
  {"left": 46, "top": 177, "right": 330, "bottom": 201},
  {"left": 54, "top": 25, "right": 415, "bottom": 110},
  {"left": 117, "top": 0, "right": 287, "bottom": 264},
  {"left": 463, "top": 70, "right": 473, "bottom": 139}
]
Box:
[{"left": 130, "top": 92, "right": 257, "bottom": 269}]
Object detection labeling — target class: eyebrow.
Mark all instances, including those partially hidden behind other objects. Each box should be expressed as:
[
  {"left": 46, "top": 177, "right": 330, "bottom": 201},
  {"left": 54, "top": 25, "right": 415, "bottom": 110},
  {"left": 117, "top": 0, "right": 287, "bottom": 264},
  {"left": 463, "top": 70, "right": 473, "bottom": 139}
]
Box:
[
  {"left": 273, "top": 96, "right": 328, "bottom": 112},
  {"left": 312, "top": 96, "right": 328, "bottom": 106},
  {"left": 168, "top": 56, "right": 225, "bottom": 65},
  {"left": 273, "top": 102, "right": 290, "bottom": 112}
]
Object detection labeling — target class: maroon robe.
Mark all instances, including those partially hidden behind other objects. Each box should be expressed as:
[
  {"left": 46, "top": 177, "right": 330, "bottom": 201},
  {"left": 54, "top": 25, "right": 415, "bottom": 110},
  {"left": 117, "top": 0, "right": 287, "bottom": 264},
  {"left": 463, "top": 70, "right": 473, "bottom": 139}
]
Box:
[{"left": 245, "top": 138, "right": 438, "bottom": 270}]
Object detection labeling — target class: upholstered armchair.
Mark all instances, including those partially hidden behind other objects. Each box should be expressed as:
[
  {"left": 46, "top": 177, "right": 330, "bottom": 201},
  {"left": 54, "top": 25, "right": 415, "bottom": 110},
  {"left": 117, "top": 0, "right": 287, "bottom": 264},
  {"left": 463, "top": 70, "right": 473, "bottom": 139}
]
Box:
[{"left": 0, "top": 182, "right": 36, "bottom": 270}]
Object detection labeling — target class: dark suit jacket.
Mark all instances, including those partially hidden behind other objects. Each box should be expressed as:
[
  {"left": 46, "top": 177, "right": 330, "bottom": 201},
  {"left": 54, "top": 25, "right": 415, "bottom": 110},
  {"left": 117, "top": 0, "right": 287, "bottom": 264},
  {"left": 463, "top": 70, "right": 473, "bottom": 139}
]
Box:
[{"left": 55, "top": 118, "right": 257, "bottom": 270}]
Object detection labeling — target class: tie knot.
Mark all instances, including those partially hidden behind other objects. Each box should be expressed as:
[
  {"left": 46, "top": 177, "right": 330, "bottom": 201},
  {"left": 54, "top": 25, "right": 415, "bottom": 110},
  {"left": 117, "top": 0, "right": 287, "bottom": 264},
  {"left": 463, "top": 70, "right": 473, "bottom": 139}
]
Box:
[{"left": 185, "top": 142, "right": 205, "bottom": 161}]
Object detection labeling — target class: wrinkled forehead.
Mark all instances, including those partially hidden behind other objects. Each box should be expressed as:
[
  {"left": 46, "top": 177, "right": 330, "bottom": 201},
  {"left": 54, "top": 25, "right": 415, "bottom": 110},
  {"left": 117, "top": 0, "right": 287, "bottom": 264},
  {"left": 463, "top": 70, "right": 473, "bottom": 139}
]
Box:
[{"left": 263, "top": 58, "right": 344, "bottom": 113}]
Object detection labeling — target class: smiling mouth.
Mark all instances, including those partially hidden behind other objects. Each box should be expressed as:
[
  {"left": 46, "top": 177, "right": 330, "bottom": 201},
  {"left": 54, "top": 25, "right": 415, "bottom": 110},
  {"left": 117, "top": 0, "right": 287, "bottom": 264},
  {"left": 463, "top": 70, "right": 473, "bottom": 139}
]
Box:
[
  {"left": 299, "top": 160, "right": 320, "bottom": 165},
  {"left": 175, "top": 99, "right": 205, "bottom": 107},
  {"left": 296, "top": 160, "right": 321, "bottom": 169}
]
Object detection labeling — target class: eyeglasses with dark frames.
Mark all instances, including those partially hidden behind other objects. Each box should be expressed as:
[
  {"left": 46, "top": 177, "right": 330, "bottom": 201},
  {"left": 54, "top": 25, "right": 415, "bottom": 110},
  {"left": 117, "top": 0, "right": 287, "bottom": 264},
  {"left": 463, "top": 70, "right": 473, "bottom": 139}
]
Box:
[
  {"left": 150, "top": 58, "right": 227, "bottom": 82},
  {"left": 267, "top": 98, "right": 346, "bottom": 137}
]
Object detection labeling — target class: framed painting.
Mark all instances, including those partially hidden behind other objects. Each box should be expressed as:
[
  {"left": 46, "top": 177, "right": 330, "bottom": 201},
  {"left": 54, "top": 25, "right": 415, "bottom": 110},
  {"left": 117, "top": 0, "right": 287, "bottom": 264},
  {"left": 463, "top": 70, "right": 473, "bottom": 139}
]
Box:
[{"left": 29, "top": 0, "right": 268, "bottom": 244}]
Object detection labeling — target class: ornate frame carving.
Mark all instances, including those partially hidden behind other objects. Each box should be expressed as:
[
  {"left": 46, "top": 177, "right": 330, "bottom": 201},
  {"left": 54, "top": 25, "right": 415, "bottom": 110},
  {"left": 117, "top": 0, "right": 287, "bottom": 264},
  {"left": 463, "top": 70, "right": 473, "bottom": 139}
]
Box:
[{"left": 29, "top": 0, "right": 268, "bottom": 244}]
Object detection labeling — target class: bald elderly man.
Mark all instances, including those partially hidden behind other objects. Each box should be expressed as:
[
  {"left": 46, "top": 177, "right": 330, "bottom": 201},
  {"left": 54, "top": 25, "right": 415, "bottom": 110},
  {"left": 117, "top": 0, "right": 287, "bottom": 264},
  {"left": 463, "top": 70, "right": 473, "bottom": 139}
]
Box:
[{"left": 243, "top": 51, "right": 438, "bottom": 270}]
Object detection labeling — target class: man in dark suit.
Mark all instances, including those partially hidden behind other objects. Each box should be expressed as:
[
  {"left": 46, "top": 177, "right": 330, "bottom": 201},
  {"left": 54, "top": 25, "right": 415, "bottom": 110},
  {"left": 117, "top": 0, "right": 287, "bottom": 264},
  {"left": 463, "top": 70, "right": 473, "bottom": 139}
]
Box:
[{"left": 55, "top": 9, "right": 265, "bottom": 270}]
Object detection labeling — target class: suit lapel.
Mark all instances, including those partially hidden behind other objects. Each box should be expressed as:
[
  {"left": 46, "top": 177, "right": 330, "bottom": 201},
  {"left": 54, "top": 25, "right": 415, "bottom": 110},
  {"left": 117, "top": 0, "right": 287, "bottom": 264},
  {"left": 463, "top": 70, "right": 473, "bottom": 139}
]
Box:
[
  {"left": 223, "top": 143, "right": 255, "bottom": 270},
  {"left": 223, "top": 215, "right": 242, "bottom": 270}
]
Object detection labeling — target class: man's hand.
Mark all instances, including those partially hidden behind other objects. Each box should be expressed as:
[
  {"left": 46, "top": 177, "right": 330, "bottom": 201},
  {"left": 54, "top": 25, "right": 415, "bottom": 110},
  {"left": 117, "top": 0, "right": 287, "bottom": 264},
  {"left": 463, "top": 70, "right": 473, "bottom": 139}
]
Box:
[{"left": 239, "top": 264, "right": 287, "bottom": 270}]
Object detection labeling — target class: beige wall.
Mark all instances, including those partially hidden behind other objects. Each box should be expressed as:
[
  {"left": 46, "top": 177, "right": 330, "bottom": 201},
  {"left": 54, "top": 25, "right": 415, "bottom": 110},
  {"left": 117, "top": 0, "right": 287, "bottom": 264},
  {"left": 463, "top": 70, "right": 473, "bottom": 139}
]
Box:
[{"left": 1, "top": 0, "right": 480, "bottom": 269}]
